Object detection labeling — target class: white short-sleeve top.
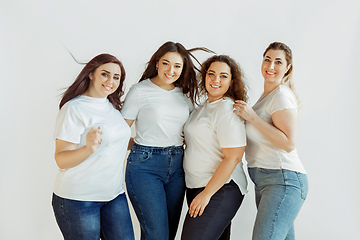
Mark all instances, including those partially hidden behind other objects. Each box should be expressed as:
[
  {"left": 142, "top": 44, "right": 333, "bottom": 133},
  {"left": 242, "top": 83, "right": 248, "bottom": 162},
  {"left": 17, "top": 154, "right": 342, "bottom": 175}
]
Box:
[
  {"left": 245, "top": 85, "right": 306, "bottom": 173},
  {"left": 183, "top": 97, "right": 248, "bottom": 194},
  {"left": 53, "top": 95, "right": 131, "bottom": 201},
  {"left": 121, "top": 79, "right": 193, "bottom": 147}
]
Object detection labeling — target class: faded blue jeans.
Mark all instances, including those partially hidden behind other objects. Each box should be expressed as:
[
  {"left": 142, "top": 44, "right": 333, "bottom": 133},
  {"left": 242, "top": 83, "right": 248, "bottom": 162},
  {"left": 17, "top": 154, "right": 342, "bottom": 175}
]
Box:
[
  {"left": 125, "top": 143, "right": 185, "bottom": 240},
  {"left": 248, "top": 168, "right": 309, "bottom": 240},
  {"left": 52, "top": 192, "right": 134, "bottom": 240}
]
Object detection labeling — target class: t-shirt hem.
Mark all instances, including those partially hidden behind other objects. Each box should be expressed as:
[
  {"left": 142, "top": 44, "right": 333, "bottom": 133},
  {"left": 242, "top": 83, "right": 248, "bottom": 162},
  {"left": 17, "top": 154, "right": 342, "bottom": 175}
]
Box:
[
  {"left": 247, "top": 165, "right": 307, "bottom": 174},
  {"left": 53, "top": 189, "right": 125, "bottom": 202}
]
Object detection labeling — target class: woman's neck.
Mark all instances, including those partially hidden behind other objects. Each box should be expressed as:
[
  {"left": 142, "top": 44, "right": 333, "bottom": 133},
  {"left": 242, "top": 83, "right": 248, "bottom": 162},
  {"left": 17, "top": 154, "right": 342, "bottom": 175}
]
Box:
[
  {"left": 150, "top": 76, "right": 175, "bottom": 91},
  {"left": 259, "top": 82, "right": 281, "bottom": 101}
]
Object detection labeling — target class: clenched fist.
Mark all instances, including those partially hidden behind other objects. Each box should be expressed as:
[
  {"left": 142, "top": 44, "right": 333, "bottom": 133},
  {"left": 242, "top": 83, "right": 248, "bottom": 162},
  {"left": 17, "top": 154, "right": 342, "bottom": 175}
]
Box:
[{"left": 86, "top": 127, "right": 102, "bottom": 153}]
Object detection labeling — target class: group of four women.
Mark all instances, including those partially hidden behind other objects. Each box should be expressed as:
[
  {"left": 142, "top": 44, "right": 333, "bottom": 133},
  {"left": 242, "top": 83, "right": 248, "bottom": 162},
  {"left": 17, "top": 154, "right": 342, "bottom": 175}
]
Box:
[{"left": 52, "top": 41, "right": 308, "bottom": 240}]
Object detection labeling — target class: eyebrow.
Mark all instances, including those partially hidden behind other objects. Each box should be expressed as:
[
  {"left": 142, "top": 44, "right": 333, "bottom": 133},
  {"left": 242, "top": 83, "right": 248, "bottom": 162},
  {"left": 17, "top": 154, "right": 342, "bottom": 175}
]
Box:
[
  {"left": 101, "top": 69, "right": 120, "bottom": 76},
  {"left": 162, "top": 59, "right": 183, "bottom": 65},
  {"left": 207, "top": 69, "right": 230, "bottom": 75},
  {"left": 265, "top": 56, "right": 283, "bottom": 61}
]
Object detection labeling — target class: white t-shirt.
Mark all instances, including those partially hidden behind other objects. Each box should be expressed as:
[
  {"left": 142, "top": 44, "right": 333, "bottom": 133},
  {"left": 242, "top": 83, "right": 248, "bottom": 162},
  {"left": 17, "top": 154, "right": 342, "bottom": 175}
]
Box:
[
  {"left": 53, "top": 95, "right": 131, "bottom": 201},
  {"left": 121, "top": 79, "right": 193, "bottom": 147},
  {"left": 183, "top": 97, "right": 248, "bottom": 194},
  {"left": 246, "top": 85, "right": 306, "bottom": 173}
]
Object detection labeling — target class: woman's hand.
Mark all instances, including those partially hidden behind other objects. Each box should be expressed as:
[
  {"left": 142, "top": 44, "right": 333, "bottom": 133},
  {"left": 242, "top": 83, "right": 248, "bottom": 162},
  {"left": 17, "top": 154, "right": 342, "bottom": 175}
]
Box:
[
  {"left": 85, "top": 127, "right": 102, "bottom": 153},
  {"left": 55, "top": 127, "right": 102, "bottom": 169},
  {"left": 233, "top": 100, "right": 257, "bottom": 122},
  {"left": 234, "top": 100, "right": 298, "bottom": 152},
  {"left": 189, "top": 191, "right": 212, "bottom": 218}
]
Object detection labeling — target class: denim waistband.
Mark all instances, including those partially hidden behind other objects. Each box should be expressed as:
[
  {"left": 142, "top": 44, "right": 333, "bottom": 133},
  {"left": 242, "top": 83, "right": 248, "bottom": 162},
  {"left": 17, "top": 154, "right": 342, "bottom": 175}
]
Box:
[{"left": 131, "top": 143, "right": 184, "bottom": 154}]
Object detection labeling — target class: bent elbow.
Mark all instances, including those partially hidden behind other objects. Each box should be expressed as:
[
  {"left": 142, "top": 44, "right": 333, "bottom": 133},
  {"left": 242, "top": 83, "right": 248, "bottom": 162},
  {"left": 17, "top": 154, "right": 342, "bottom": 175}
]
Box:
[
  {"left": 234, "top": 156, "right": 243, "bottom": 164},
  {"left": 285, "top": 147, "right": 295, "bottom": 153},
  {"left": 54, "top": 155, "right": 66, "bottom": 170},
  {"left": 284, "top": 143, "right": 296, "bottom": 153}
]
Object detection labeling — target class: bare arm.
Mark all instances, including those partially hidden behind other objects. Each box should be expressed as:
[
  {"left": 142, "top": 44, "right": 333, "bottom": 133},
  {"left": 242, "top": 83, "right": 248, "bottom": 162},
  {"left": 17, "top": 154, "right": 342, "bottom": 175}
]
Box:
[
  {"left": 233, "top": 100, "right": 297, "bottom": 152},
  {"left": 124, "top": 119, "right": 134, "bottom": 127},
  {"left": 54, "top": 128, "right": 101, "bottom": 169},
  {"left": 188, "top": 146, "right": 245, "bottom": 218},
  {"left": 124, "top": 119, "right": 135, "bottom": 150}
]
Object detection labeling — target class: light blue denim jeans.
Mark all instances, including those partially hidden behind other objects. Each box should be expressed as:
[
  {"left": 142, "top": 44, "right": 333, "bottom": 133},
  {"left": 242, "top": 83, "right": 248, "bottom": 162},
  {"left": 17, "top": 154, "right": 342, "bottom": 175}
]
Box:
[
  {"left": 248, "top": 168, "right": 309, "bottom": 240},
  {"left": 125, "top": 143, "right": 185, "bottom": 240}
]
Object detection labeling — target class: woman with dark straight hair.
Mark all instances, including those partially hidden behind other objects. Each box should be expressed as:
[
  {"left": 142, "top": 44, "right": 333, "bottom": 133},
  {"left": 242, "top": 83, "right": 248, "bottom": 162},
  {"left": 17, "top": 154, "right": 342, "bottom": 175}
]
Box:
[
  {"left": 234, "top": 42, "right": 308, "bottom": 240},
  {"left": 121, "top": 41, "right": 213, "bottom": 240},
  {"left": 52, "top": 53, "right": 134, "bottom": 240},
  {"left": 181, "top": 55, "right": 248, "bottom": 240}
]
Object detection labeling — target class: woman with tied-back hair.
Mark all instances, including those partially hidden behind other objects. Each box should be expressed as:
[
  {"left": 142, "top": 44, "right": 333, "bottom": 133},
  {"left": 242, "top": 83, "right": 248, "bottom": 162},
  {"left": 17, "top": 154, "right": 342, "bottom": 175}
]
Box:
[
  {"left": 181, "top": 55, "right": 248, "bottom": 240},
  {"left": 121, "top": 41, "right": 213, "bottom": 240},
  {"left": 233, "top": 42, "right": 308, "bottom": 240},
  {"left": 52, "top": 53, "right": 134, "bottom": 240}
]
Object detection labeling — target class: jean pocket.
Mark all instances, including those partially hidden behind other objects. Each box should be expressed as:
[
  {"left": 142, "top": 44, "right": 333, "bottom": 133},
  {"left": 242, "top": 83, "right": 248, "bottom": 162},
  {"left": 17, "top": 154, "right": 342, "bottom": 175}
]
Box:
[
  {"left": 128, "top": 150, "right": 150, "bottom": 163},
  {"left": 296, "top": 172, "right": 309, "bottom": 200}
]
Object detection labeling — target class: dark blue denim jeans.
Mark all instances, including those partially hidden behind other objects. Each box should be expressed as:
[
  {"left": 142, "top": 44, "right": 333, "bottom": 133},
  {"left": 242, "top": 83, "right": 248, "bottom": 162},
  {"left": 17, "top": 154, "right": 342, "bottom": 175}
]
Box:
[
  {"left": 181, "top": 180, "right": 244, "bottom": 240},
  {"left": 125, "top": 143, "right": 185, "bottom": 240},
  {"left": 248, "top": 168, "right": 309, "bottom": 240},
  {"left": 52, "top": 193, "right": 134, "bottom": 240}
]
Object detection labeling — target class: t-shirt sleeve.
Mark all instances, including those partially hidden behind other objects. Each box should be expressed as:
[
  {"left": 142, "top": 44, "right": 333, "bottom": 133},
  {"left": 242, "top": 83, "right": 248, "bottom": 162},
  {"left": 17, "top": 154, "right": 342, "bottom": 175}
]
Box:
[
  {"left": 216, "top": 112, "right": 247, "bottom": 148},
  {"left": 187, "top": 97, "right": 195, "bottom": 113},
  {"left": 269, "top": 90, "right": 298, "bottom": 115},
  {"left": 121, "top": 85, "right": 140, "bottom": 120},
  {"left": 54, "top": 104, "right": 85, "bottom": 144}
]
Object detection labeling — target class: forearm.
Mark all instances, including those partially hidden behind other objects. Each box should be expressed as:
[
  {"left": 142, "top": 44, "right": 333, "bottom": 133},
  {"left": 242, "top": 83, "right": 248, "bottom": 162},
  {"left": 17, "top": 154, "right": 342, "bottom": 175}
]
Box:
[
  {"left": 251, "top": 115, "right": 295, "bottom": 152},
  {"left": 55, "top": 146, "right": 92, "bottom": 169},
  {"left": 127, "top": 137, "right": 135, "bottom": 150},
  {"left": 202, "top": 157, "right": 240, "bottom": 197}
]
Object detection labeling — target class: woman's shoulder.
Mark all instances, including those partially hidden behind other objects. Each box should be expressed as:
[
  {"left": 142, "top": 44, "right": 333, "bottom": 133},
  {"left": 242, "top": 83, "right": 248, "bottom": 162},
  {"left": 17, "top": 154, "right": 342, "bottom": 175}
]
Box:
[
  {"left": 275, "top": 85, "right": 296, "bottom": 99},
  {"left": 270, "top": 85, "right": 298, "bottom": 109},
  {"left": 60, "top": 96, "right": 83, "bottom": 111},
  {"left": 210, "top": 97, "right": 235, "bottom": 116},
  {"left": 130, "top": 79, "right": 149, "bottom": 89},
  {"left": 219, "top": 97, "right": 235, "bottom": 110},
  {"left": 60, "top": 95, "right": 105, "bottom": 113}
]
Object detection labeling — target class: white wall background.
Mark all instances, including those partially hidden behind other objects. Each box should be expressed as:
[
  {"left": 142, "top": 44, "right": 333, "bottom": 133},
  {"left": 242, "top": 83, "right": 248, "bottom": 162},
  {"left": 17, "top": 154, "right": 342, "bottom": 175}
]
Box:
[{"left": 1, "top": 0, "right": 359, "bottom": 239}]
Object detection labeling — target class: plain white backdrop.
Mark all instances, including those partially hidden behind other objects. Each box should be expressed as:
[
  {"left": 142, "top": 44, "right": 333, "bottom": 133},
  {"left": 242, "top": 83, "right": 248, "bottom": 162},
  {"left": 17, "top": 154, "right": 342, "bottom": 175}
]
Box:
[{"left": 1, "top": 0, "right": 359, "bottom": 239}]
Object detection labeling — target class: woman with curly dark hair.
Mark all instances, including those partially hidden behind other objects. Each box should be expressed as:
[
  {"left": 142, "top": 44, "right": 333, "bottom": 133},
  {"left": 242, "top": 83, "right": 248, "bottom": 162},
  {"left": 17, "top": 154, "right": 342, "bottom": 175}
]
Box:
[{"left": 181, "top": 55, "right": 248, "bottom": 240}]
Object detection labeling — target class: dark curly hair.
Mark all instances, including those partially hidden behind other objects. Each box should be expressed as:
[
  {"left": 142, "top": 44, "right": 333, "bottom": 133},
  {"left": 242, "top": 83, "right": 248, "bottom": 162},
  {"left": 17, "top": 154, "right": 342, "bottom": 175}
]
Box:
[{"left": 199, "top": 55, "right": 248, "bottom": 102}]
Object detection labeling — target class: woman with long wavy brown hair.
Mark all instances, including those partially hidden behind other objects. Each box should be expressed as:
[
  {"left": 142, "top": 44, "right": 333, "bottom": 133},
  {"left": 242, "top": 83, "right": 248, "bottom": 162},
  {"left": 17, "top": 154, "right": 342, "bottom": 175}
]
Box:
[
  {"left": 52, "top": 53, "right": 134, "bottom": 240},
  {"left": 121, "top": 41, "right": 213, "bottom": 240}
]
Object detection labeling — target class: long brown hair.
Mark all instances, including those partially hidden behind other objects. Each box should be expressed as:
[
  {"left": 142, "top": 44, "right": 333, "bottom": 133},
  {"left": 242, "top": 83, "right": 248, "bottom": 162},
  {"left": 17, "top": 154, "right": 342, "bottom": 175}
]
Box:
[
  {"left": 140, "top": 41, "right": 214, "bottom": 105},
  {"left": 59, "top": 53, "right": 126, "bottom": 111},
  {"left": 199, "top": 55, "right": 248, "bottom": 102}
]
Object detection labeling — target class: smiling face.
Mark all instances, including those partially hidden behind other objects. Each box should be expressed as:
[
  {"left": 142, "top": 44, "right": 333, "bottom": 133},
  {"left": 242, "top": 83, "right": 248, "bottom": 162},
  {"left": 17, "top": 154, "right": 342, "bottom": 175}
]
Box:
[
  {"left": 152, "top": 51, "right": 183, "bottom": 90},
  {"left": 261, "top": 49, "right": 291, "bottom": 86},
  {"left": 86, "top": 62, "right": 121, "bottom": 98},
  {"left": 205, "top": 61, "right": 232, "bottom": 103}
]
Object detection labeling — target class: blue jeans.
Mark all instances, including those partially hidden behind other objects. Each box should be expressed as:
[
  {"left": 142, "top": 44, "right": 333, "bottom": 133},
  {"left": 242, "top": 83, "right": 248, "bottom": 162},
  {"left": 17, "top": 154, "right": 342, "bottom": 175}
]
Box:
[
  {"left": 125, "top": 143, "right": 185, "bottom": 240},
  {"left": 52, "top": 193, "right": 134, "bottom": 240},
  {"left": 181, "top": 180, "right": 244, "bottom": 240},
  {"left": 248, "top": 168, "right": 309, "bottom": 240}
]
